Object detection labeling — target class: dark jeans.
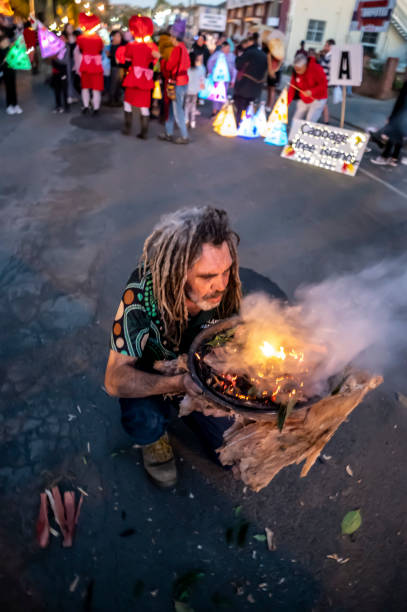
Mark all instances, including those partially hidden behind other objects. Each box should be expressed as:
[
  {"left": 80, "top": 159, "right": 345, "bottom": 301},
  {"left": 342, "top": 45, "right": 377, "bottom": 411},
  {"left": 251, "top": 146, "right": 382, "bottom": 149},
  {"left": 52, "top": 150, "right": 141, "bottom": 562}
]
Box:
[
  {"left": 109, "top": 66, "right": 123, "bottom": 103},
  {"left": 3, "top": 66, "right": 17, "bottom": 107},
  {"left": 120, "top": 396, "right": 234, "bottom": 463},
  {"left": 52, "top": 73, "right": 68, "bottom": 109},
  {"left": 234, "top": 94, "right": 253, "bottom": 126}
]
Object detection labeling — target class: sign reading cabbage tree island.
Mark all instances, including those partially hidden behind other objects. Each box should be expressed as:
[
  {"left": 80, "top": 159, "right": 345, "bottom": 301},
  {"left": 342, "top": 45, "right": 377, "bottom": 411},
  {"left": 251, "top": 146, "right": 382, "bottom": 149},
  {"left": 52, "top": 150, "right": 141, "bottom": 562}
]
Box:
[{"left": 281, "top": 120, "right": 369, "bottom": 177}]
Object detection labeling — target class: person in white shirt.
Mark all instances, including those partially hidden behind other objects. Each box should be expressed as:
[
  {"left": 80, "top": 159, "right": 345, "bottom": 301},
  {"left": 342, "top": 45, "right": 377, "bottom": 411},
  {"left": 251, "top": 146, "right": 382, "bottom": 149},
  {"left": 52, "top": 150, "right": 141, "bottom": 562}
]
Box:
[{"left": 185, "top": 51, "right": 205, "bottom": 128}]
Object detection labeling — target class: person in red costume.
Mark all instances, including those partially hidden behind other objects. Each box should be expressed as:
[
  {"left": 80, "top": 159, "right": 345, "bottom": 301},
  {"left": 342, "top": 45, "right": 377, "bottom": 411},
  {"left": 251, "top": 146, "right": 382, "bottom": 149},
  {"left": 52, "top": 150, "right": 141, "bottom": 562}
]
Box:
[
  {"left": 76, "top": 12, "right": 104, "bottom": 115},
  {"left": 288, "top": 54, "right": 328, "bottom": 123},
  {"left": 121, "top": 16, "right": 160, "bottom": 139},
  {"left": 159, "top": 30, "right": 190, "bottom": 144}
]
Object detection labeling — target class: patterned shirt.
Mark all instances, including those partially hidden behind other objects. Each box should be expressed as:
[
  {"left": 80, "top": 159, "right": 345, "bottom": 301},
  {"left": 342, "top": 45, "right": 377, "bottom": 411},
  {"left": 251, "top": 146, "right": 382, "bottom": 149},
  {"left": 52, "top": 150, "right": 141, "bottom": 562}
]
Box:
[{"left": 110, "top": 268, "right": 220, "bottom": 371}]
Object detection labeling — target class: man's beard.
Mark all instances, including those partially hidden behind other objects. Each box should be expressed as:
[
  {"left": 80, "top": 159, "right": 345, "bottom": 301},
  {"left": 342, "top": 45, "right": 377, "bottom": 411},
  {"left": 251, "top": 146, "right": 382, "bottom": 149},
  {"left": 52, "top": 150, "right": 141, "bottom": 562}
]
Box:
[{"left": 185, "top": 283, "right": 224, "bottom": 312}]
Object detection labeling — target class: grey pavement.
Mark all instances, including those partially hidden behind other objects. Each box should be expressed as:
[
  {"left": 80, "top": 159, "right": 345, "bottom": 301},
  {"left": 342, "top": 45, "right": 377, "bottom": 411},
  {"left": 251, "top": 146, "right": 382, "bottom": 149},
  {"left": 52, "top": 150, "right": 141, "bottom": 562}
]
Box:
[{"left": 0, "top": 72, "right": 407, "bottom": 612}]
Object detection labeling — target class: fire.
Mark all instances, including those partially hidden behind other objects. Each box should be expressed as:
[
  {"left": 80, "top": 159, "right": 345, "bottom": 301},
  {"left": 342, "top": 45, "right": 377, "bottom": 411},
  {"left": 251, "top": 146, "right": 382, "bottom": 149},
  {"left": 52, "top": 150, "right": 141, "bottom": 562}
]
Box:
[{"left": 260, "top": 341, "right": 286, "bottom": 360}]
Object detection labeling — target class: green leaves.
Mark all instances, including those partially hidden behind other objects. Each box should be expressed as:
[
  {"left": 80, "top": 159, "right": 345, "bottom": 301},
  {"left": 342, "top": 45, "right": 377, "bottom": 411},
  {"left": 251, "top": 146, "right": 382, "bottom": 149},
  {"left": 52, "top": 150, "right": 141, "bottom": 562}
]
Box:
[
  {"left": 253, "top": 534, "right": 267, "bottom": 542},
  {"left": 341, "top": 509, "right": 362, "bottom": 535},
  {"left": 206, "top": 329, "right": 235, "bottom": 348},
  {"left": 172, "top": 570, "right": 205, "bottom": 602}
]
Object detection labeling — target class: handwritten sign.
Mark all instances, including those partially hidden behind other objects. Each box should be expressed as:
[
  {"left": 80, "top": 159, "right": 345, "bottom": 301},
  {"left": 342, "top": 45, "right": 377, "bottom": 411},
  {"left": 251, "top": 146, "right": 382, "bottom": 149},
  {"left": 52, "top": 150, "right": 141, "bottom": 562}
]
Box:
[
  {"left": 329, "top": 44, "right": 363, "bottom": 87},
  {"left": 281, "top": 120, "right": 369, "bottom": 176}
]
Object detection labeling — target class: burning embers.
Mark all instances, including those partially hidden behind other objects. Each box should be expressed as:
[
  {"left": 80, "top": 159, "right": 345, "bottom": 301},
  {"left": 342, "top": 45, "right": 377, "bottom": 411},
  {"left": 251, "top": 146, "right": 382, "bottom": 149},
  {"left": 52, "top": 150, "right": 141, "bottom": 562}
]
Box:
[{"left": 191, "top": 318, "right": 324, "bottom": 416}]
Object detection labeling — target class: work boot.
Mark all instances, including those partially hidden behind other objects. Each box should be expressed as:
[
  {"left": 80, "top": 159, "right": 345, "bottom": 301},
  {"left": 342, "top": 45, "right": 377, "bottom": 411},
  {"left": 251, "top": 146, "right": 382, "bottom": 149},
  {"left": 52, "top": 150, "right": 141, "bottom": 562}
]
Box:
[
  {"left": 142, "top": 432, "right": 177, "bottom": 488},
  {"left": 137, "top": 115, "right": 149, "bottom": 140},
  {"left": 122, "top": 110, "right": 132, "bottom": 135}
]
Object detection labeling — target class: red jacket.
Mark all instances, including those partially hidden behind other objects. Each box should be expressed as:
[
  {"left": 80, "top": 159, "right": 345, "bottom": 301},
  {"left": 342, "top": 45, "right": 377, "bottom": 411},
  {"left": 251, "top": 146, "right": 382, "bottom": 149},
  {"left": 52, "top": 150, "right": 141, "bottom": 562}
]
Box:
[
  {"left": 166, "top": 43, "right": 190, "bottom": 86},
  {"left": 77, "top": 34, "right": 104, "bottom": 74},
  {"left": 288, "top": 57, "right": 328, "bottom": 105}
]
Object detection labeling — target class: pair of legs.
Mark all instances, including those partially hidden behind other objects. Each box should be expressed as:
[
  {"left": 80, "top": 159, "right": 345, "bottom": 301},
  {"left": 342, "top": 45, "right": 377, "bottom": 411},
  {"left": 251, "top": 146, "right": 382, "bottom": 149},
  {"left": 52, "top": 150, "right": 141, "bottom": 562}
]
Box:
[
  {"left": 3, "top": 66, "right": 17, "bottom": 108},
  {"left": 53, "top": 73, "right": 68, "bottom": 111},
  {"left": 234, "top": 95, "right": 254, "bottom": 126},
  {"left": 293, "top": 98, "right": 327, "bottom": 123},
  {"left": 185, "top": 93, "right": 198, "bottom": 127},
  {"left": 122, "top": 101, "right": 149, "bottom": 138},
  {"left": 120, "top": 395, "right": 233, "bottom": 465},
  {"left": 165, "top": 84, "right": 188, "bottom": 140},
  {"left": 81, "top": 88, "right": 101, "bottom": 111},
  {"left": 109, "top": 66, "right": 123, "bottom": 105}
]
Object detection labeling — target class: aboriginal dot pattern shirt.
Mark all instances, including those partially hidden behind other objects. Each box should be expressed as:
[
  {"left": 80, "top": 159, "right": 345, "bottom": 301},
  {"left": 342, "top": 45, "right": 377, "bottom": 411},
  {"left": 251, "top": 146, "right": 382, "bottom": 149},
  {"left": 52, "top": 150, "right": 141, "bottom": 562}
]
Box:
[{"left": 110, "top": 268, "right": 219, "bottom": 371}]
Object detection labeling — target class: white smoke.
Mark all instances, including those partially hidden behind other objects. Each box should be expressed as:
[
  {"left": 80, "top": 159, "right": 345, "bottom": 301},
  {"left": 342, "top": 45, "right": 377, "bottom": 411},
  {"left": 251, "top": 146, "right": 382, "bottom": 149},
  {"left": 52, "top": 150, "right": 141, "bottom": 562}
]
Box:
[{"left": 236, "top": 259, "right": 407, "bottom": 395}]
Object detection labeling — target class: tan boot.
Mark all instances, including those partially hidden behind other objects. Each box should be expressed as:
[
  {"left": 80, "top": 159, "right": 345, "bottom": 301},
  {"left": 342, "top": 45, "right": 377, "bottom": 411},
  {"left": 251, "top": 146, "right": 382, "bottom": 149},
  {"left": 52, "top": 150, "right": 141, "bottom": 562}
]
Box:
[{"left": 142, "top": 432, "right": 177, "bottom": 488}]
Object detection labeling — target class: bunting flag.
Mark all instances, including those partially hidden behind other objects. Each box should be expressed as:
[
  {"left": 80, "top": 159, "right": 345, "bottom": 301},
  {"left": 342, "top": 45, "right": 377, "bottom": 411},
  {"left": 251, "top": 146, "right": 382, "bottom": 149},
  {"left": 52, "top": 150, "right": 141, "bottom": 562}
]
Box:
[
  {"left": 253, "top": 101, "right": 268, "bottom": 138},
  {"left": 152, "top": 79, "right": 162, "bottom": 100},
  {"left": 263, "top": 87, "right": 288, "bottom": 146},
  {"left": 217, "top": 102, "right": 237, "bottom": 138},
  {"left": 237, "top": 102, "right": 259, "bottom": 138},
  {"left": 208, "top": 80, "right": 227, "bottom": 103},
  {"left": 198, "top": 75, "right": 215, "bottom": 100},
  {"left": 5, "top": 36, "right": 32, "bottom": 70},
  {"left": 212, "top": 53, "right": 230, "bottom": 82},
  {"left": 37, "top": 22, "right": 66, "bottom": 59},
  {"left": 0, "top": 0, "right": 13, "bottom": 16}
]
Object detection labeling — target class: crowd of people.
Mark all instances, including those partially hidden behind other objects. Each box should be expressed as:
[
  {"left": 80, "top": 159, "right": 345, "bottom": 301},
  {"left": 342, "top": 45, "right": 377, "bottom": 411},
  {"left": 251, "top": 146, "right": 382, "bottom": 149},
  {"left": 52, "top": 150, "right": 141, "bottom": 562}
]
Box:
[{"left": 1, "top": 11, "right": 406, "bottom": 162}]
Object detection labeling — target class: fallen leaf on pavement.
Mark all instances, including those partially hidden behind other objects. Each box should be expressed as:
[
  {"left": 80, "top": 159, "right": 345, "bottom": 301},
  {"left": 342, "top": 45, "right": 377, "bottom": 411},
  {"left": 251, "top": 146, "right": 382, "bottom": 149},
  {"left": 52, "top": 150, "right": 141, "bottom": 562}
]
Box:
[
  {"left": 346, "top": 465, "right": 354, "bottom": 477},
  {"left": 120, "top": 528, "right": 136, "bottom": 537},
  {"left": 234, "top": 505, "right": 242, "bottom": 517},
  {"left": 253, "top": 534, "right": 267, "bottom": 542},
  {"left": 322, "top": 454, "right": 332, "bottom": 460},
  {"left": 327, "top": 553, "right": 350, "bottom": 565},
  {"left": 265, "top": 527, "right": 276, "bottom": 551},
  {"left": 69, "top": 575, "right": 80, "bottom": 592},
  {"left": 341, "top": 509, "right": 362, "bottom": 535},
  {"left": 36, "top": 492, "right": 50, "bottom": 548}
]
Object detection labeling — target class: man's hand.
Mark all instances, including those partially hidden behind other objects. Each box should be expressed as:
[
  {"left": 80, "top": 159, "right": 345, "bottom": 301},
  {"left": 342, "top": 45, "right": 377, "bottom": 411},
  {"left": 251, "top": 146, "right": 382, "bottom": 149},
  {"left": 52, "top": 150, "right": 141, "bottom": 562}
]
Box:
[
  {"left": 182, "top": 373, "right": 204, "bottom": 397},
  {"left": 303, "top": 90, "right": 312, "bottom": 98}
]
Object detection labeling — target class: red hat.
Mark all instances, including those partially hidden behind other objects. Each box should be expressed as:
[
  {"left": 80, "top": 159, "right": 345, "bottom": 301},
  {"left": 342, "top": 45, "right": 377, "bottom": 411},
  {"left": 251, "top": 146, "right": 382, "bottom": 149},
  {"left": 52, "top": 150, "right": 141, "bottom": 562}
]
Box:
[
  {"left": 79, "top": 12, "right": 100, "bottom": 32},
  {"left": 129, "top": 15, "right": 153, "bottom": 39}
]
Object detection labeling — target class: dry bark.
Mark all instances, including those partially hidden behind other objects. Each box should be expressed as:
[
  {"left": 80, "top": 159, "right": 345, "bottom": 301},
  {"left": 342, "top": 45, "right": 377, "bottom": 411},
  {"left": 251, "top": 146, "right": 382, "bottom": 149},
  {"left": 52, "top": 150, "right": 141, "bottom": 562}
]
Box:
[{"left": 154, "top": 358, "right": 382, "bottom": 492}]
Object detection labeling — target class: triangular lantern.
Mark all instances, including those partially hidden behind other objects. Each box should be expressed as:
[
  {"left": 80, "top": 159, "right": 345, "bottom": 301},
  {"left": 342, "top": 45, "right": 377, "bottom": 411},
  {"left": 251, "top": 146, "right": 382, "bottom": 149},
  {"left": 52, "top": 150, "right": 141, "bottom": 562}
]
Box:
[
  {"left": 152, "top": 80, "right": 162, "bottom": 100},
  {"left": 5, "top": 36, "right": 32, "bottom": 70},
  {"left": 213, "top": 104, "right": 227, "bottom": 134},
  {"left": 218, "top": 102, "right": 237, "bottom": 138},
  {"left": 237, "top": 102, "right": 259, "bottom": 138},
  {"left": 208, "top": 81, "right": 227, "bottom": 103},
  {"left": 198, "top": 75, "right": 215, "bottom": 100},
  {"left": 263, "top": 87, "right": 288, "bottom": 146},
  {"left": 253, "top": 101, "right": 268, "bottom": 138},
  {"left": 38, "top": 22, "right": 66, "bottom": 59},
  {"left": 212, "top": 53, "right": 230, "bottom": 82}
]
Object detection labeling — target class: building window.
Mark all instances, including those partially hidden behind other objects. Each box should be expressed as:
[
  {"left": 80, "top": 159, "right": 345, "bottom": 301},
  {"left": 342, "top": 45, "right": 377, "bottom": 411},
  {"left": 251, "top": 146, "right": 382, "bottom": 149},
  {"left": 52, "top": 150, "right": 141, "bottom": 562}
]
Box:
[{"left": 306, "top": 19, "right": 326, "bottom": 43}]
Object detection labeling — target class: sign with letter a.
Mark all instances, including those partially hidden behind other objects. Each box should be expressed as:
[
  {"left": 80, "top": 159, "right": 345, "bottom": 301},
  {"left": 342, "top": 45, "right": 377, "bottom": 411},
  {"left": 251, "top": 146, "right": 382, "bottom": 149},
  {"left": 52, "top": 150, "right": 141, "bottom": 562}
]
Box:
[{"left": 329, "top": 44, "right": 363, "bottom": 87}]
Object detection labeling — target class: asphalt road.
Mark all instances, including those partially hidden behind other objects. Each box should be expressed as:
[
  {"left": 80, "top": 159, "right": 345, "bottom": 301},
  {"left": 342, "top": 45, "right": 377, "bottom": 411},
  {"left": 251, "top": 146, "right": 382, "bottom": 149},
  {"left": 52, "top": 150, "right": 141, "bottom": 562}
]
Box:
[{"left": 0, "top": 72, "right": 406, "bottom": 612}]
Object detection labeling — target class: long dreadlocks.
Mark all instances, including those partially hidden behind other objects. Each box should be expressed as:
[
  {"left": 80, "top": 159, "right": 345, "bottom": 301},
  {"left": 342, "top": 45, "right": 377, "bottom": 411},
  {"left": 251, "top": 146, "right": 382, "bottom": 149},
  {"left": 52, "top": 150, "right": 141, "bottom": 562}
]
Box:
[{"left": 140, "top": 207, "right": 241, "bottom": 344}]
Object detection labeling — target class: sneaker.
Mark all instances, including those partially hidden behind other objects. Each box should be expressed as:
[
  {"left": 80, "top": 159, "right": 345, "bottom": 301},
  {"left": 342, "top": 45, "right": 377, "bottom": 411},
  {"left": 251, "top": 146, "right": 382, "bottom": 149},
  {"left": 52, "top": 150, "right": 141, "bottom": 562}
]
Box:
[
  {"left": 141, "top": 432, "right": 177, "bottom": 488},
  {"left": 81, "top": 106, "right": 89, "bottom": 115},
  {"left": 158, "top": 133, "right": 173, "bottom": 142},
  {"left": 52, "top": 107, "right": 64, "bottom": 114},
  {"left": 388, "top": 158, "right": 398, "bottom": 167},
  {"left": 190, "top": 120, "right": 196, "bottom": 129},
  {"left": 172, "top": 136, "right": 190, "bottom": 144},
  {"left": 371, "top": 156, "right": 389, "bottom": 166},
  {"left": 401, "top": 157, "right": 407, "bottom": 166},
  {"left": 6, "top": 105, "right": 15, "bottom": 115},
  {"left": 13, "top": 105, "right": 23, "bottom": 114}
]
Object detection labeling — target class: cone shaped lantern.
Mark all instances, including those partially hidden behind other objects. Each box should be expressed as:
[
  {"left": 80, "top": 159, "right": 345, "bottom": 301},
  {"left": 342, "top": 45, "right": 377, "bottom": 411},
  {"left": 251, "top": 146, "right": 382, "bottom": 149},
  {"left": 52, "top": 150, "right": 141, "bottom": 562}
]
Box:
[
  {"left": 264, "top": 87, "right": 288, "bottom": 146},
  {"left": 212, "top": 53, "right": 230, "bottom": 82},
  {"left": 5, "top": 36, "right": 31, "bottom": 70},
  {"left": 38, "top": 22, "right": 66, "bottom": 59}
]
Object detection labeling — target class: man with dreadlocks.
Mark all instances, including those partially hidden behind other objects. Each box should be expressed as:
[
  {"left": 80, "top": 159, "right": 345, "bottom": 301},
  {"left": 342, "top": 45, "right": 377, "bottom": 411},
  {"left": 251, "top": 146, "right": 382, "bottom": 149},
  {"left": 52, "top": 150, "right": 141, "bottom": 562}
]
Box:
[{"left": 104, "top": 207, "right": 241, "bottom": 487}]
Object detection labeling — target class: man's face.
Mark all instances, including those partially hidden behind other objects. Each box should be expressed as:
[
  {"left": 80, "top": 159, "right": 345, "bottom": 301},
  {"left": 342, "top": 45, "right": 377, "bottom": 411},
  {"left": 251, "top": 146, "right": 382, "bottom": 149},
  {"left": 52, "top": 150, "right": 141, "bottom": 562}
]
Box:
[
  {"left": 323, "top": 41, "right": 331, "bottom": 53},
  {"left": 185, "top": 241, "right": 233, "bottom": 312},
  {"left": 112, "top": 32, "right": 121, "bottom": 44},
  {"left": 197, "top": 35, "right": 204, "bottom": 46},
  {"left": 294, "top": 63, "right": 307, "bottom": 75}
]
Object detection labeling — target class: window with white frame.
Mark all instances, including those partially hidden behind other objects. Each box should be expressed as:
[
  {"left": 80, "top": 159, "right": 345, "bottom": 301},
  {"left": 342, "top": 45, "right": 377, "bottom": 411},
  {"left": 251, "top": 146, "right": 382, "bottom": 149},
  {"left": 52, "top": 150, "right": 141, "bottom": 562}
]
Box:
[
  {"left": 306, "top": 19, "right": 326, "bottom": 43},
  {"left": 361, "top": 31, "right": 378, "bottom": 49}
]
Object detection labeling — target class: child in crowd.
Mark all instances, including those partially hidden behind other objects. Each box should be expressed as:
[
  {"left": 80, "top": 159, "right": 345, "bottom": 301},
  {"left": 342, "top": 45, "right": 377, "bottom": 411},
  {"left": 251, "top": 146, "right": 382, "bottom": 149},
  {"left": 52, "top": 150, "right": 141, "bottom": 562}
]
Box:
[
  {"left": 50, "top": 34, "right": 69, "bottom": 113},
  {"left": 185, "top": 51, "right": 205, "bottom": 129}
]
